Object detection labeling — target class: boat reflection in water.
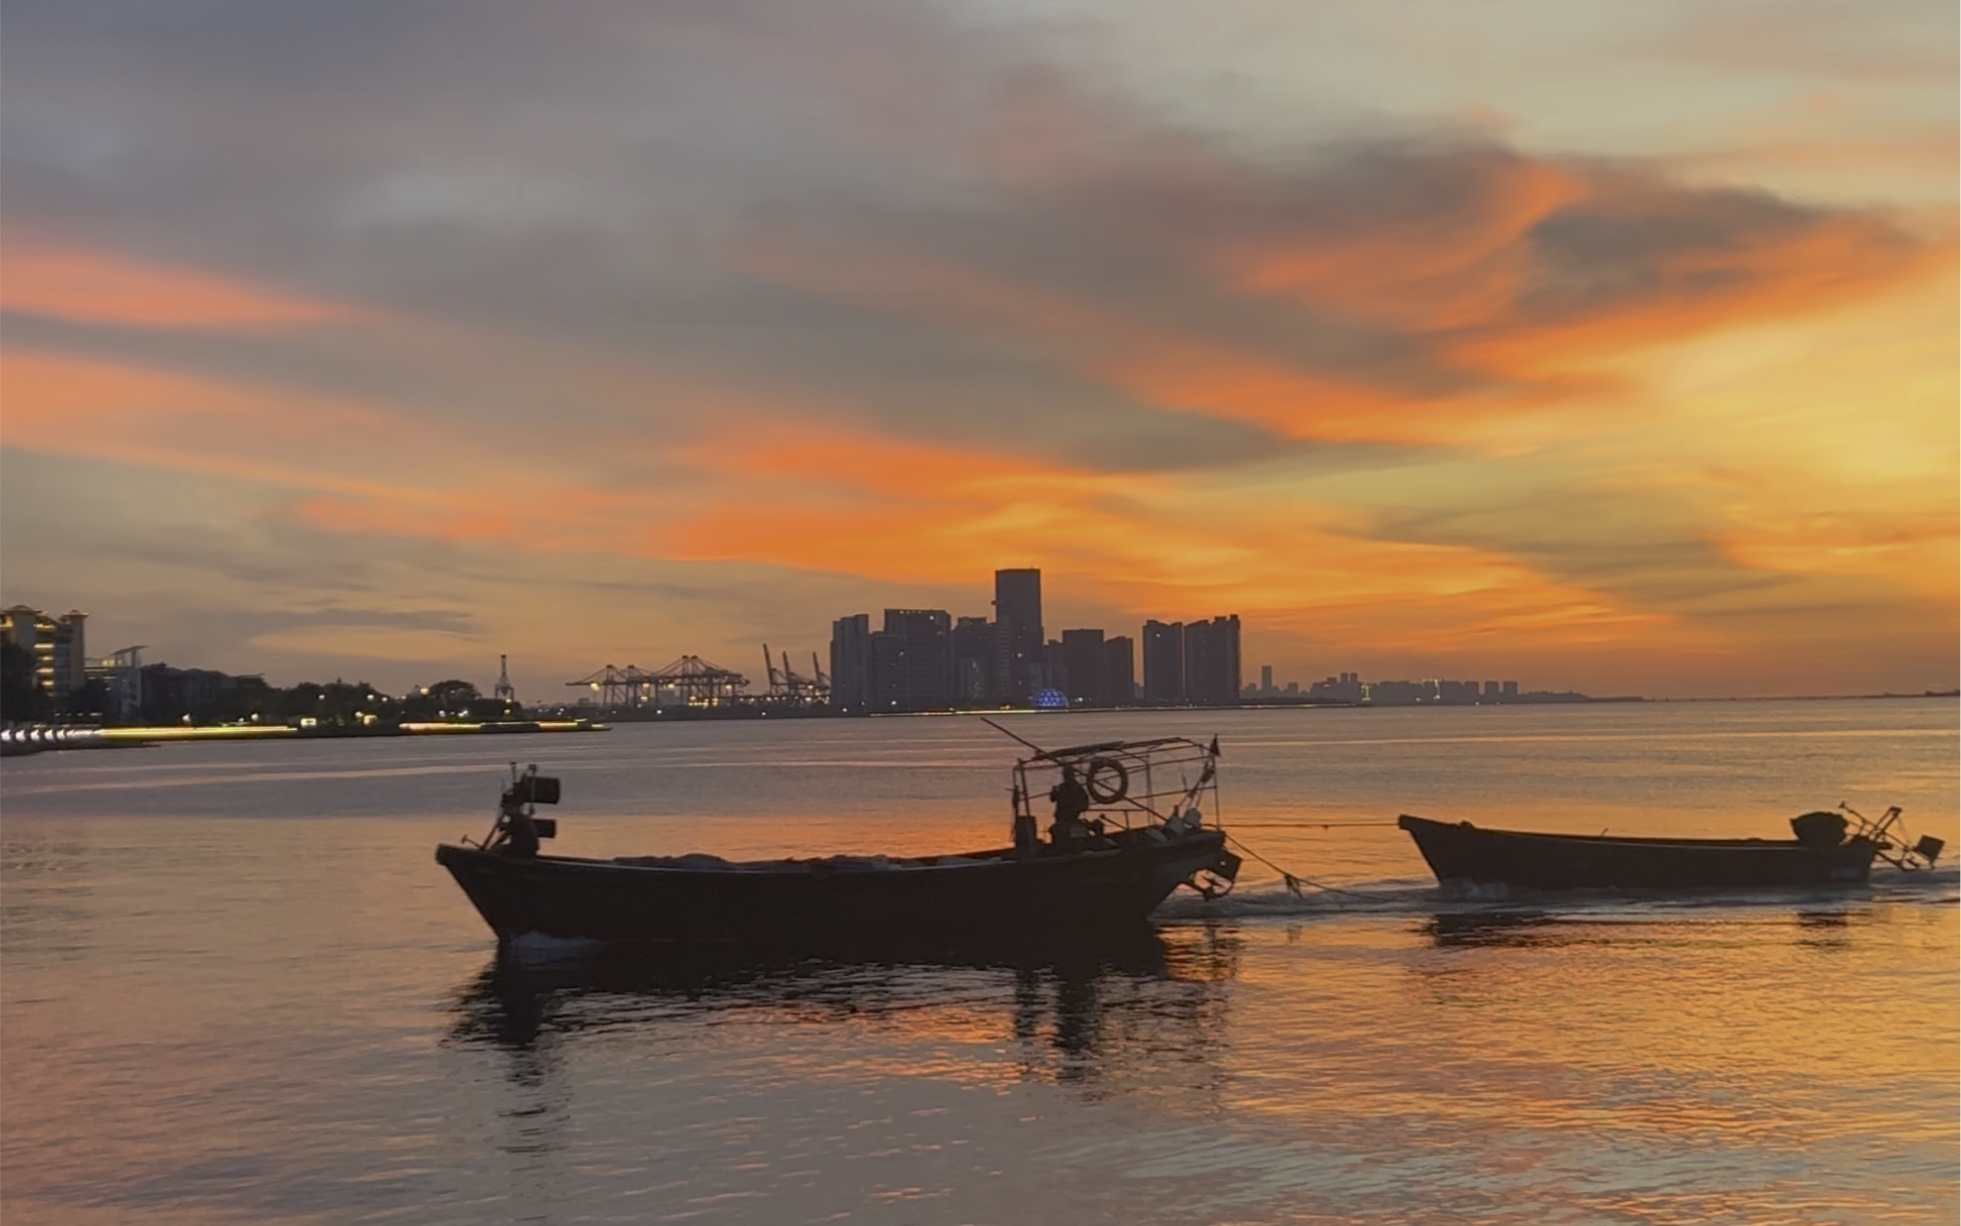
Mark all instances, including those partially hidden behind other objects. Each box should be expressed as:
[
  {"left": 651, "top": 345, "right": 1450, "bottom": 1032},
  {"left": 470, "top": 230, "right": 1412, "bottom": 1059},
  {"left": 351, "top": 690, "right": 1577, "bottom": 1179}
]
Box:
[
  {"left": 1421, "top": 910, "right": 1567, "bottom": 948},
  {"left": 447, "top": 922, "right": 1243, "bottom": 1094},
  {"left": 1421, "top": 903, "right": 1865, "bottom": 950}
]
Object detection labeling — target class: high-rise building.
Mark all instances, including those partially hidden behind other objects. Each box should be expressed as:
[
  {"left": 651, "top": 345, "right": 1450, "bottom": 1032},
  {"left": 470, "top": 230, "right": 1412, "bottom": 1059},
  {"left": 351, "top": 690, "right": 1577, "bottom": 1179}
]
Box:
[
  {"left": 1260, "top": 664, "right": 1274, "bottom": 694},
  {"left": 0, "top": 605, "right": 87, "bottom": 696},
  {"left": 828, "top": 614, "right": 874, "bottom": 708},
  {"left": 1220, "top": 616, "right": 1242, "bottom": 703},
  {"left": 1182, "top": 622, "right": 1215, "bottom": 704},
  {"left": 874, "top": 609, "right": 953, "bottom": 710},
  {"left": 1104, "top": 635, "right": 1135, "bottom": 705},
  {"left": 951, "top": 616, "right": 994, "bottom": 705},
  {"left": 1042, "top": 638, "right": 1067, "bottom": 701},
  {"left": 1141, "top": 620, "right": 1183, "bottom": 703},
  {"left": 992, "top": 569, "right": 1043, "bottom": 703},
  {"left": 1059, "top": 629, "right": 1105, "bottom": 705},
  {"left": 1181, "top": 615, "right": 1242, "bottom": 706}
]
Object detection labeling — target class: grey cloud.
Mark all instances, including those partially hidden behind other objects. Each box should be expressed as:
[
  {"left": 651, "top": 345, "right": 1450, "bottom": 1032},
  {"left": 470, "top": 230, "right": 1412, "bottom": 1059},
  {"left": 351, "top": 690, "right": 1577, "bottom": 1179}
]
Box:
[
  {"left": 196, "top": 604, "right": 480, "bottom": 638},
  {"left": 1345, "top": 477, "right": 1797, "bottom": 612},
  {"left": 1, "top": 0, "right": 1936, "bottom": 477},
  {"left": 1649, "top": 0, "right": 1957, "bottom": 85}
]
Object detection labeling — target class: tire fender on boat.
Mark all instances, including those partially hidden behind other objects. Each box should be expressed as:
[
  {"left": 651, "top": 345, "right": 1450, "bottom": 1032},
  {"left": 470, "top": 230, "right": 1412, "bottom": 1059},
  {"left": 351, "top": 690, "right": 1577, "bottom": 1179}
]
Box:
[{"left": 1085, "top": 757, "right": 1128, "bottom": 804}]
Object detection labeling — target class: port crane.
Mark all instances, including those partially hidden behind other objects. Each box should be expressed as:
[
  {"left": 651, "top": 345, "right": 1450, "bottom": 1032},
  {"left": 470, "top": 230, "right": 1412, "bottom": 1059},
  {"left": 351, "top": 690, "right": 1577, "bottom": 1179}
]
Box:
[
  {"left": 762, "top": 644, "right": 831, "bottom": 703},
  {"left": 567, "top": 657, "right": 750, "bottom": 708}
]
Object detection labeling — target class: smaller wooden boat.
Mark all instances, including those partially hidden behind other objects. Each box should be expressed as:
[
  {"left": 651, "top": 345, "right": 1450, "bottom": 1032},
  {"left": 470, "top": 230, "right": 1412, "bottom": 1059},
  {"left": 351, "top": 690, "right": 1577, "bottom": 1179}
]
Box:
[
  {"left": 1398, "top": 806, "right": 1942, "bottom": 892},
  {"left": 438, "top": 733, "right": 1243, "bottom": 947}
]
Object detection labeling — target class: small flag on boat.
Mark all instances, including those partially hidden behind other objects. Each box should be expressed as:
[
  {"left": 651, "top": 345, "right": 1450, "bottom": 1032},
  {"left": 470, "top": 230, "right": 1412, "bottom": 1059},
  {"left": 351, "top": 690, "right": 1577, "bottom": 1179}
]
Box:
[{"left": 1208, "top": 735, "right": 1220, "bottom": 757}]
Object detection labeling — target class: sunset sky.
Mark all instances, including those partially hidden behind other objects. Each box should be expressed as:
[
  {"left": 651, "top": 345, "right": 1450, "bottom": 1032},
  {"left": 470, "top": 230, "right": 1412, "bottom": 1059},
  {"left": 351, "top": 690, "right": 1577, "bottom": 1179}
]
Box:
[{"left": 2, "top": 0, "right": 1954, "bottom": 700}]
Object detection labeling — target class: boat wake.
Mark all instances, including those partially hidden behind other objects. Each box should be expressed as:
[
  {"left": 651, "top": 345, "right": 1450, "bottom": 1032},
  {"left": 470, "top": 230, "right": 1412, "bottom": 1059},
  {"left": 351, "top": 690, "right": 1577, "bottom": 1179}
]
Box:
[
  {"left": 1157, "top": 878, "right": 1438, "bottom": 920},
  {"left": 1159, "top": 862, "right": 1960, "bottom": 923}
]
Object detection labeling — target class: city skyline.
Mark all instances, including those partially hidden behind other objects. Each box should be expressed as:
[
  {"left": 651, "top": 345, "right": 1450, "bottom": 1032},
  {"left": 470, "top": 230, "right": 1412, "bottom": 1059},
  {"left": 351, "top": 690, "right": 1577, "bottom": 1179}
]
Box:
[
  {"left": 5, "top": 588, "right": 1630, "bottom": 718},
  {"left": 3, "top": 566, "right": 1952, "bottom": 708},
  {"left": 823, "top": 568, "right": 1238, "bottom": 711},
  {"left": 2, "top": 2, "right": 1954, "bottom": 702}
]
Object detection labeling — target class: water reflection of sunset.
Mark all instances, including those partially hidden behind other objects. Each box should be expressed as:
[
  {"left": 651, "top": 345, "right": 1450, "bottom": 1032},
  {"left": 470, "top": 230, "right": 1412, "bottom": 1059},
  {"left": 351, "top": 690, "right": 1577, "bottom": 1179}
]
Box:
[{"left": 4, "top": 699, "right": 1954, "bottom": 1223}]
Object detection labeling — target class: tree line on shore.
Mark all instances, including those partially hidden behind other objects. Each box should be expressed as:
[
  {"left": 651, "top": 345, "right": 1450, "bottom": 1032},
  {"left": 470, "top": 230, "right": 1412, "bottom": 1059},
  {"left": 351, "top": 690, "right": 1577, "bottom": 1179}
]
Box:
[{"left": 0, "top": 639, "right": 517, "bottom": 727}]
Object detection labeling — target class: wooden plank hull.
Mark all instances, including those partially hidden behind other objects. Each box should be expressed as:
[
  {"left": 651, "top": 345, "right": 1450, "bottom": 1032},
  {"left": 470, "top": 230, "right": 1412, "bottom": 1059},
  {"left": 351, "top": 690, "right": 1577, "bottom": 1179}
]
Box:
[
  {"left": 437, "top": 827, "right": 1233, "bottom": 945},
  {"left": 1397, "top": 814, "right": 1878, "bottom": 891}
]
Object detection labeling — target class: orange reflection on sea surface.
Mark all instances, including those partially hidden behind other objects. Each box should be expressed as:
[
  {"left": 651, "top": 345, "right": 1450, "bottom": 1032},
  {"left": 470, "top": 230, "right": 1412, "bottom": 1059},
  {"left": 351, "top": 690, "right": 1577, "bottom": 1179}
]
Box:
[{"left": 1222, "top": 907, "right": 1959, "bottom": 1150}]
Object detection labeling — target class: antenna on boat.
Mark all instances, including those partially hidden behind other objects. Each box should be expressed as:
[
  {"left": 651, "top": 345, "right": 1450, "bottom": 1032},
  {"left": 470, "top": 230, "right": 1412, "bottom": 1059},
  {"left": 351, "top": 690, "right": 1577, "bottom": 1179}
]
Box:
[{"left": 979, "top": 716, "right": 1048, "bottom": 756}]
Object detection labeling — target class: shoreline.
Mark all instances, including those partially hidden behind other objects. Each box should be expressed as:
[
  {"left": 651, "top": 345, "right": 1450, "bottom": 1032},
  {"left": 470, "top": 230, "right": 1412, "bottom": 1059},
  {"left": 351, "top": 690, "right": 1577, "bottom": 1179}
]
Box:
[{"left": 0, "top": 719, "right": 609, "bottom": 755}]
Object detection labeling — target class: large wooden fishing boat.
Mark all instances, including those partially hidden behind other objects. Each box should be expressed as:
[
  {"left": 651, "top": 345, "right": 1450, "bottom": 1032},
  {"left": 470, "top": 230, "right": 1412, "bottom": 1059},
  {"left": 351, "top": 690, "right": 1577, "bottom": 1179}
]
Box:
[
  {"left": 438, "top": 732, "right": 1242, "bottom": 947},
  {"left": 1398, "top": 806, "right": 1941, "bottom": 892}
]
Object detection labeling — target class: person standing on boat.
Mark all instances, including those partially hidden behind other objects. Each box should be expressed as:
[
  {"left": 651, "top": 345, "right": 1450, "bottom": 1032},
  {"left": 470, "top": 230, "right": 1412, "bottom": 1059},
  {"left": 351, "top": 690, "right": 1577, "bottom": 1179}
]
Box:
[{"left": 1049, "top": 763, "right": 1092, "bottom": 845}]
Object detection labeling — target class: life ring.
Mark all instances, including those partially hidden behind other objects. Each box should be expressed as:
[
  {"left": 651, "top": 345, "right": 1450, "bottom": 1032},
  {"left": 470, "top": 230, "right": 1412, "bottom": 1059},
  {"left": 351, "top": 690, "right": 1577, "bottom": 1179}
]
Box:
[{"left": 1084, "top": 757, "right": 1128, "bottom": 805}]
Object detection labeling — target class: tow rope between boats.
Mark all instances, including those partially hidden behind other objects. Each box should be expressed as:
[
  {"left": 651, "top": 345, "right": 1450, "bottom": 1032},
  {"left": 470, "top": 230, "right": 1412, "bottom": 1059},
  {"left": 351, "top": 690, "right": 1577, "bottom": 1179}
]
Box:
[
  {"left": 1223, "top": 831, "right": 1369, "bottom": 901},
  {"left": 1225, "top": 821, "right": 1400, "bottom": 829}
]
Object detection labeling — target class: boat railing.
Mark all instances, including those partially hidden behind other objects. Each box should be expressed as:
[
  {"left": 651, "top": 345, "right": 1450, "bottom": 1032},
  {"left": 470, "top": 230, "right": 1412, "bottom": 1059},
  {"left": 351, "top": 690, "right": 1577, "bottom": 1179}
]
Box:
[
  {"left": 1009, "top": 735, "right": 1222, "bottom": 835},
  {"left": 1841, "top": 802, "right": 1944, "bottom": 871}
]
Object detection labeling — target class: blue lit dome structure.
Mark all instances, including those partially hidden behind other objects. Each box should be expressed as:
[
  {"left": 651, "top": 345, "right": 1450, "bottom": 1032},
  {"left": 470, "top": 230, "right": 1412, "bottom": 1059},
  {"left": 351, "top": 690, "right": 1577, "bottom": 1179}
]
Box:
[{"left": 1032, "top": 688, "right": 1068, "bottom": 711}]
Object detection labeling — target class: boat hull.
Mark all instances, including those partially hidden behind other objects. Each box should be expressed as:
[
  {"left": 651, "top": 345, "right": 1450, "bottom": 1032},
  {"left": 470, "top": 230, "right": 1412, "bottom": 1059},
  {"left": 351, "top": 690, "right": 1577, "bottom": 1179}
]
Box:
[
  {"left": 1397, "top": 815, "right": 1879, "bottom": 891},
  {"left": 437, "top": 828, "right": 1234, "bottom": 945}
]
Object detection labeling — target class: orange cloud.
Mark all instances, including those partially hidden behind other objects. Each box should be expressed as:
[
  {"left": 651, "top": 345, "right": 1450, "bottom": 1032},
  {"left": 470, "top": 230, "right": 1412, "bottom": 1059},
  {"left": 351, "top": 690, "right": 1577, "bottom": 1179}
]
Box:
[
  {"left": 730, "top": 153, "right": 1947, "bottom": 455},
  {"left": 0, "top": 350, "right": 416, "bottom": 494},
  {"left": 1453, "top": 216, "right": 1950, "bottom": 382},
  {"left": 663, "top": 423, "right": 1685, "bottom": 656},
  {"left": 714, "top": 433, "right": 1079, "bottom": 503},
  {"left": 0, "top": 240, "right": 349, "bottom": 328},
  {"left": 0, "top": 349, "right": 725, "bottom": 561},
  {"left": 663, "top": 427, "right": 1133, "bottom": 579},
  {"left": 1219, "top": 154, "right": 1588, "bottom": 334},
  {"left": 1714, "top": 504, "right": 1959, "bottom": 605}
]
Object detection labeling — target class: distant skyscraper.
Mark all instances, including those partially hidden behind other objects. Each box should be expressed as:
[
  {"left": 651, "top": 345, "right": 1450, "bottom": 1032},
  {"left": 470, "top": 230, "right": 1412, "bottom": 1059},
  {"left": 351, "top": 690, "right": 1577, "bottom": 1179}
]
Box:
[
  {"left": 1059, "top": 629, "right": 1105, "bottom": 705},
  {"left": 993, "top": 569, "right": 1043, "bottom": 702},
  {"left": 1042, "top": 638, "right": 1067, "bottom": 702},
  {"left": 1260, "top": 664, "right": 1273, "bottom": 694},
  {"left": 874, "top": 609, "right": 953, "bottom": 710},
  {"left": 1182, "top": 622, "right": 1215, "bottom": 704},
  {"left": 1181, "top": 615, "right": 1242, "bottom": 706},
  {"left": 828, "top": 614, "right": 874, "bottom": 708},
  {"left": 1103, "top": 635, "right": 1135, "bottom": 705},
  {"left": 1142, "top": 620, "right": 1184, "bottom": 703},
  {"left": 951, "top": 616, "right": 994, "bottom": 705}
]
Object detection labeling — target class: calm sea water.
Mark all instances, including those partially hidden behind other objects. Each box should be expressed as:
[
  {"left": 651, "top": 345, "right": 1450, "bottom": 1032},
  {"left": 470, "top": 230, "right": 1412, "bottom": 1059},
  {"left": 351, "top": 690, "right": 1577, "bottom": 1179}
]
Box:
[{"left": 4, "top": 699, "right": 1956, "bottom": 1224}]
